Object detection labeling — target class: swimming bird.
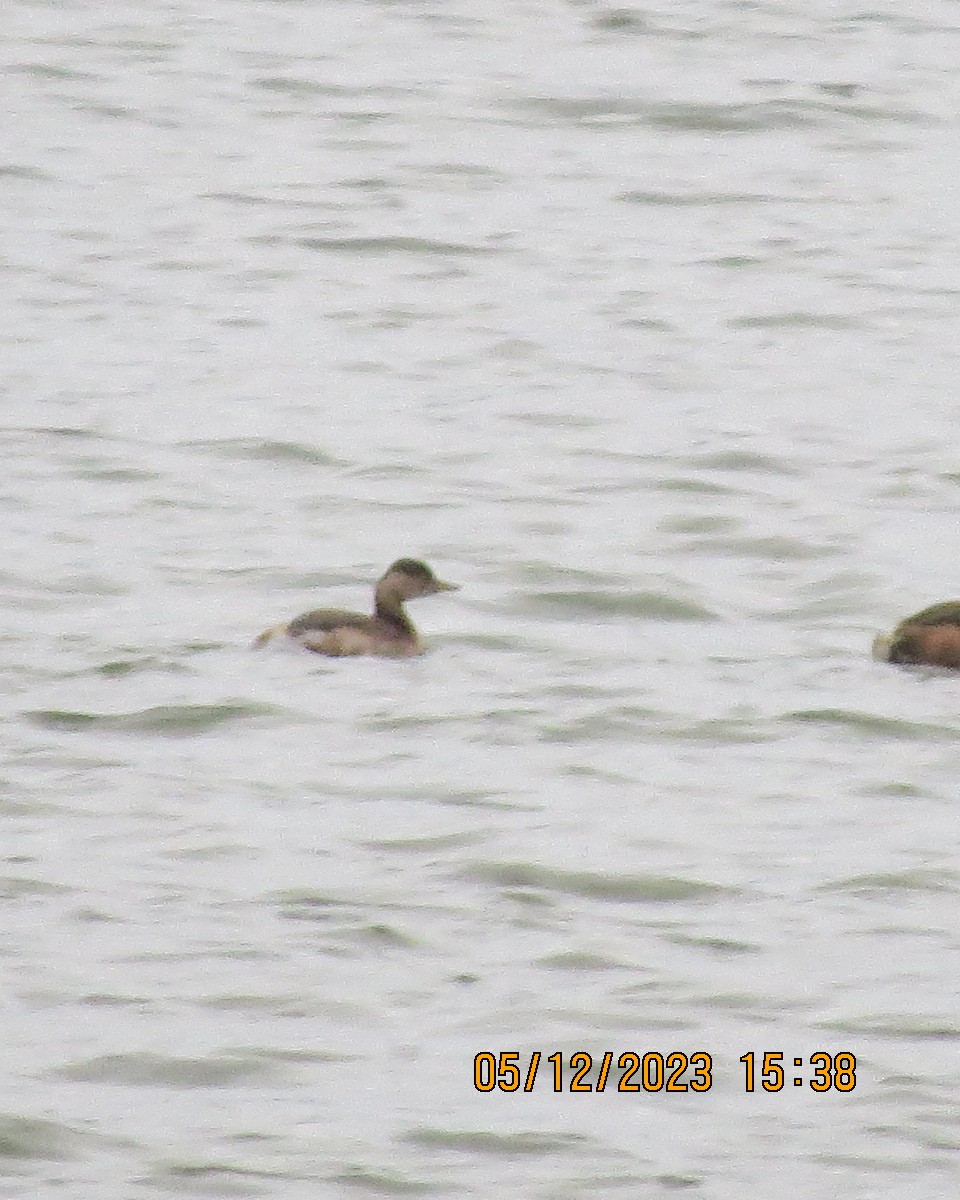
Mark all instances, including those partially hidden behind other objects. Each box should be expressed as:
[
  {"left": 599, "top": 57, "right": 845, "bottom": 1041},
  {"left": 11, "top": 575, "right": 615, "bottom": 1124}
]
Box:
[
  {"left": 873, "top": 601, "right": 960, "bottom": 669},
  {"left": 253, "top": 558, "right": 458, "bottom": 657}
]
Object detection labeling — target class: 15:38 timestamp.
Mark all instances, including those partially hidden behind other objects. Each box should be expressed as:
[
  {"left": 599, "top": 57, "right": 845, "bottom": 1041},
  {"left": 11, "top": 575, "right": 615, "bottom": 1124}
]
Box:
[{"left": 740, "top": 1051, "right": 856, "bottom": 1092}]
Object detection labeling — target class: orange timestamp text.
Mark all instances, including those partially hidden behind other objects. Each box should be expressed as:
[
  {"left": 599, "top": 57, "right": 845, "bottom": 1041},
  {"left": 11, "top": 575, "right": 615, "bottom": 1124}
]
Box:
[{"left": 473, "top": 1050, "right": 857, "bottom": 1093}]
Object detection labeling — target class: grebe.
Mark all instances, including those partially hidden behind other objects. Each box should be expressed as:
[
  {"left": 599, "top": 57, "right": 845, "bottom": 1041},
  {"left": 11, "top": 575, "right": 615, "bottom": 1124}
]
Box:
[
  {"left": 254, "top": 558, "right": 458, "bottom": 657},
  {"left": 873, "top": 601, "right": 960, "bottom": 669}
]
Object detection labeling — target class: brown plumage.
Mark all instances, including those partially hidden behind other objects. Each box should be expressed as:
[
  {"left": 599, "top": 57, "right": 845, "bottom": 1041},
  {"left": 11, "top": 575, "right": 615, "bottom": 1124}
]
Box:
[
  {"left": 253, "top": 558, "right": 458, "bottom": 657},
  {"left": 873, "top": 601, "right": 960, "bottom": 669}
]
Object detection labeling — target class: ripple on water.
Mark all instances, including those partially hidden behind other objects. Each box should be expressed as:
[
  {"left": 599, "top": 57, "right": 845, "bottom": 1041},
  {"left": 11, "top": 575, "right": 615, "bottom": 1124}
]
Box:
[
  {"left": 1, "top": 572, "right": 128, "bottom": 599},
  {"left": 679, "top": 535, "right": 841, "bottom": 561},
  {"left": 730, "top": 312, "right": 869, "bottom": 331},
  {"left": 0, "top": 1115, "right": 79, "bottom": 1162},
  {"left": 277, "top": 904, "right": 423, "bottom": 954},
  {"left": 509, "top": 93, "right": 927, "bottom": 130},
  {"left": 0, "top": 876, "right": 72, "bottom": 901},
  {"left": 785, "top": 709, "right": 958, "bottom": 741},
  {"left": 403, "top": 1127, "right": 593, "bottom": 1157},
  {"left": 511, "top": 590, "right": 717, "bottom": 622},
  {"left": 820, "top": 868, "right": 960, "bottom": 897},
  {"left": 501, "top": 96, "right": 827, "bottom": 131},
  {"left": 56, "top": 1051, "right": 285, "bottom": 1088},
  {"left": 536, "top": 949, "right": 627, "bottom": 972},
  {"left": 69, "top": 459, "right": 162, "bottom": 483},
  {"left": 651, "top": 476, "right": 737, "bottom": 495},
  {"left": 536, "top": 708, "right": 657, "bottom": 743},
  {"left": 25, "top": 702, "right": 285, "bottom": 736},
  {"left": 658, "top": 717, "right": 776, "bottom": 744},
  {"left": 295, "top": 236, "right": 497, "bottom": 257},
  {"left": 666, "top": 933, "right": 759, "bottom": 957},
  {"left": 144, "top": 1160, "right": 298, "bottom": 1194},
  {"left": 683, "top": 449, "right": 801, "bottom": 475},
  {"left": 468, "top": 862, "right": 733, "bottom": 904},
  {"left": 329, "top": 1165, "right": 448, "bottom": 1195},
  {"left": 91, "top": 656, "right": 187, "bottom": 678},
  {"left": 820, "top": 1015, "right": 960, "bottom": 1041},
  {"left": 251, "top": 77, "right": 402, "bottom": 99},
  {"left": 618, "top": 188, "right": 803, "bottom": 206},
  {"left": 361, "top": 831, "right": 490, "bottom": 855},
  {"left": 180, "top": 437, "right": 341, "bottom": 467}
]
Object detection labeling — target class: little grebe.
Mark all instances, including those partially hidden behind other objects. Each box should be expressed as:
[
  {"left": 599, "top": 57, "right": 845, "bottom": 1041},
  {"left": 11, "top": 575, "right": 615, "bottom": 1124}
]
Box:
[
  {"left": 873, "top": 601, "right": 960, "bottom": 669},
  {"left": 253, "top": 558, "right": 458, "bottom": 657}
]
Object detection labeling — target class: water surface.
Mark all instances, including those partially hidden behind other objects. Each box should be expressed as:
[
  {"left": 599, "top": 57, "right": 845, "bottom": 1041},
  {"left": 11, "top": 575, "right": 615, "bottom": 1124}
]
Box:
[{"left": 3, "top": 1, "right": 960, "bottom": 1196}]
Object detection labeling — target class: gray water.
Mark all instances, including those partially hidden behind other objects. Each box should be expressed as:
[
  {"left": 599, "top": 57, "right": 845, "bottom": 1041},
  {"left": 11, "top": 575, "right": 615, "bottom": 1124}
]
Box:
[{"left": 2, "top": 0, "right": 960, "bottom": 1196}]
